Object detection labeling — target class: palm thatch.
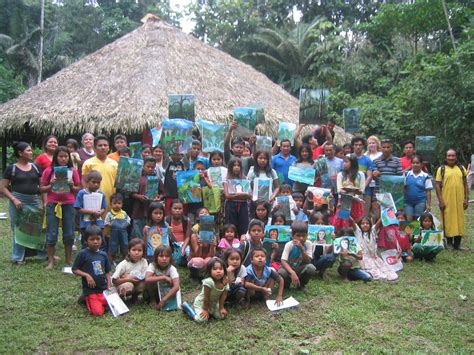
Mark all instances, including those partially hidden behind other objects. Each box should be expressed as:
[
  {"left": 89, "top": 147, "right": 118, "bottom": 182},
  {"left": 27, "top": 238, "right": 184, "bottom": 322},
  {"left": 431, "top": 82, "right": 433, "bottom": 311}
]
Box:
[{"left": 0, "top": 15, "right": 302, "bottom": 137}]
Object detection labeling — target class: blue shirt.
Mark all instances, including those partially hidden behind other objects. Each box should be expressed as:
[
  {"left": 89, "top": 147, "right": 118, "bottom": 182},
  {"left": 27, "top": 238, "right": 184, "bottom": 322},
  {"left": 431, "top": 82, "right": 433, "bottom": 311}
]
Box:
[
  {"left": 272, "top": 153, "right": 297, "bottom": 185},
  {"left": 74, "top": 189, "right": 107, "bottom": 229},
  {"left": 356, "top": 155, "right": 373, "bottom": 176},
  {"left": 404, "top": 170, "right": 433, "bottom": 204},
  {"left": 72, "top": 248, "right": 111, "bottom": 295}
]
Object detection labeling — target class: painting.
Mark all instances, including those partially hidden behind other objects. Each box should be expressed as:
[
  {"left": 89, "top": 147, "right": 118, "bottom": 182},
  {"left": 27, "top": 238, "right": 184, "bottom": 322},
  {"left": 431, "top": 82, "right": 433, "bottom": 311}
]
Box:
[
  {"left": 198, "top": 215, "right": 215, "bottom": 244},
  {"left": 51, "top": 166, "right": 70, "bottom": 194},
  {"left": 208, "top": 167, "right": 227, "bottom": 188},
  {"left": 288, "top": 166, "right": 316, "bottom": 185},
  {"left": 308, "top": 187, "right": 331, "bottom": 205},
  {"left": 420, "top": 230, "right": 443, "bottom": 246},
  {"left": 333, "top": 236, "right": 358, "bottom": 255},
  {"left": 168, "top": 94, "right": 195, "bottom": 121},
  {"left": 197, "top": 119, "right": 228, "bottom": 153},
  {"left": 145, "top": 176, "right": 160, "bottom": 200},
  {"left": 276, "top": 196, "right": 291, "bottom": 222},
  {"left": 149, "top": 227, "right": 169, "bottom": 252},
  {"left": 252, "top": 178, "right": 272, "bottom": 201},
  {"left": 150, "top": 126, "right": 163, "bottom": 147},
  {"left": 343, "top": 108, "right": 360, "bottom": 133},
  {"left": 249, "top": 103, "right": 265, "bottom": 124},
  {"left": 202, "top": 187, "right": 221, "bottom": 214},
  {"left": 277, "top": 122, "right": 297, "bottom": 146},
  {"left": 256, "top": 135, "right": 273, "bottom": 154},
  {"left": 379, "top": 175, "right": 405, "bottom": 210},
  {"left": 233, "top": 107, "right": 257, "bottom": 137},
  {"left": 298, "top": 88, "right": 330, "bottom": 125},
  {"left": 415, "top": 136, "right": 437, "bottom": 163},
  {"left": 381, "top": 207, "right": 399, "bottom": 227},
  {"left": 160, "top": 118, "right": 194, "bottom": 154},
  {"left": 176, "top": 170, "right": 202, "bottom": 203},
  {"left": 337, "top": 193, "right": 353, "bottom": 220},
  {"left": 399, "top": 220, "right": 420, "bottom": 236},
  {"left": 115, "top": 157, "right": 143, "bottom": 192},
  {"left": 129, "top": 141, "right": 142, "bottom": 159},
  {"left": 264, "top": 225, "right": 291, "bottom": 243},
  {"left": 14, "top": 205, "right": 46, "bottom": 250},
  {"left": 375, "top": 192, "right": 397, "bottom": 213},
  {"left": 308, "top": 225, "right": 334, "bottom": 244},
  {"left": 227, "top": 179, "right": 250, "bottom": 194}
]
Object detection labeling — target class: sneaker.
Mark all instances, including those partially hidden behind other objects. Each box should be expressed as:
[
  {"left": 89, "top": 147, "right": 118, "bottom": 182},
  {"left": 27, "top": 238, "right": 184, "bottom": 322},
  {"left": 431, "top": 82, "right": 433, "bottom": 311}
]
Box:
[{"left": 182, "top": 302, "right": 196, "bottom": 320}]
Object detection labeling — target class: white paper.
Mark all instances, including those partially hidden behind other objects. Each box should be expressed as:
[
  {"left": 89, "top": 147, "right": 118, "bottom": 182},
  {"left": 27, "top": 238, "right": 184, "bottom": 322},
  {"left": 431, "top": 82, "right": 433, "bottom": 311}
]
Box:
[
  {"left": 0, "top": 212, "right": 8, "bottom": 220},
  {"left": 61, "top": 266, "right": 73, "bottom": 274},
  {"left": 103, "top": 287, "right": 129, "bottom": 317},
  {"left": 83, "top": 192, "right": 103, "bottom": 222},
  {"left": 266, "top": 296, "right": 300, "bottom": 312}
]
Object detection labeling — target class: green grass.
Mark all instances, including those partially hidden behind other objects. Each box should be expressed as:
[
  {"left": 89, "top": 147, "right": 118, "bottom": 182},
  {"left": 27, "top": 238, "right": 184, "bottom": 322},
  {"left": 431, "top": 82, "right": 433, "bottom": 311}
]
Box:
[{"left": 0, "top": 197, "right": 472, "bottom": 353}]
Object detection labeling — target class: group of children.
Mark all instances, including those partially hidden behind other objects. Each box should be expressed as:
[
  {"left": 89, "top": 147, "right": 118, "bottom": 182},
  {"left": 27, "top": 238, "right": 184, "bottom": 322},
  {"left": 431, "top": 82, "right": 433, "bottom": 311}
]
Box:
[{"left": 59, "top": 123, "right": 452, "bottom": 320}]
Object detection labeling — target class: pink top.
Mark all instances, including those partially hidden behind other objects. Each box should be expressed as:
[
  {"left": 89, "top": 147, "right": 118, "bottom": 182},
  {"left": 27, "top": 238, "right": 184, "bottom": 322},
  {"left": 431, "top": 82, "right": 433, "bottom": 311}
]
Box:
[
  {"left": 218, "top": 238, "right": 241, "bottom": 250},
  {"left": 34, "top": 153, "right": 52, "bottom": 170},
  {"left": 41, "top": 166, "right": 80, "bottom": 204}
]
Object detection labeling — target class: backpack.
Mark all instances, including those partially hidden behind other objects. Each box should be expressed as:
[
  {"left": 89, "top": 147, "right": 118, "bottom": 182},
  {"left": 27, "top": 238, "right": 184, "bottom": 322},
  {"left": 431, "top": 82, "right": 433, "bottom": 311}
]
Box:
[{"left": 439, "top": 163, "right": 466, "bottom": 188}]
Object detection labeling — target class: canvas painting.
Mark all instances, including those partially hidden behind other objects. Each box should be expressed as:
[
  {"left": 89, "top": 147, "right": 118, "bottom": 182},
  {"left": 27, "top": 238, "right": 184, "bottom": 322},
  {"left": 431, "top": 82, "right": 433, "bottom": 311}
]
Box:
[
  {"left": 308, "top": 225, "right": 334, "bottom": 244},
  {"left": 381, "top": 207, "right": 399, "bottom": 227},
  {"left": 197, "top": 119, "right": 228, "bottom": 153},
  {"left": 168, "top": 94, "right": 195, "bottom": 121},
  {"left": 399, "top": 220, "right": 420, "bottom": 236},
  {"left": 176, "top": 170, "right": 202, "bottom": 204},
  {"left": 415, "top": 136, "right": 437, "bottom": 163},
  {"left": 145, "top": 176, "right": 160, "bottom": 200},
  {"left": 227, "top": 179, "right": 250, "bottom": 194},
  {"left": 161, "top": 118, "right": 194, "bottom": 154},
  {"left": 309, "top": 187, "right": 331, "bottom": 205},
  {"left": 277, "top": 122, "right": 297, "bottom": 146},
  {"left": 149, "top": 227, "right": 169, "bottom": 252},
  {"left": 157, "top": 282, "right": 182, "bottom": 311},
  {"left": 199, "top": 215, "right": 215, "bottom": 244},
  {"left": 337, "top": 193, "right": 353, "bottom": 220},
  {"left": 333, "top": 236, "right": 358, "bottom": 255},
  {"left": 343, "top": 108, "right": 361, "bottom": 133},
  {"left": 288, "top": 166, "right": 316, "bottom": 185},
  {"left": 14, "top": 205, "right": 45, "bottom": 250},
  {"left": 376, "top": 192, "right": 397, "bottom": 212},
  {"left": 249, "top": 103, "right": 265, "bottom": 124},
  {"left": 298, "top": 88, "right": 330, "bottom": 125},
  {"left": 233, "top": 107, "right": 257, "bottom": 137},
  {"left": 208, "top": 167, "right": 227, "bottom": 188},
  {"left": 379, "top": 175, "right": 405, "bottom": 210},
  {"left": 116, "top": 157, "right": 143, "bottom": 192},
  {"left": 256, "top": 135, "right": 273, "bottom": 154},
  {"left": 52, "top": 166, "right": 70, "bottom": 194},
  {"left": 129, "top": 141, "right": 142, "bottom": 159},
  {"left": 264, "top": 225, "right": 291, "bottom": 243},
  {"left": 202, "top": 186, "right": 221, "bottom": 214},
  {"left": 276, "top": 196, "right": 291, "bottom": 222},
  {"left": 150, "top": 126, "right": 163, "bottom": 147},
  {"left": 253, "top": 178, "right": 272, "bottom": 201},
  {"left": 420, "top": 230, "right": 443, "bottom": 246}
]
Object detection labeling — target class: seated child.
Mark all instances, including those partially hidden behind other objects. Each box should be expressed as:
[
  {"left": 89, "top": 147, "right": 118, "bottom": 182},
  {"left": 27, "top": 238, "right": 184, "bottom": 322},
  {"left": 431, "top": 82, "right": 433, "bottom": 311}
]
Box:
[
  {"left": 240, "top": 219, "right": 265, "bottom": 267},
  {"left": 112, "top": 238, "right": 148, "bottom": 302},
  {"left": 223, "top": 248, "right": 247, "bottom": 305},
  {"left": 336, "top": 227, "right": 372, "bottom": 282},
  {"left": 183, "top": 257, "right": 229, "bottom": 322},
  {"left": 145, "top": 245, "right": 180, "bottom": 310},
  {"left": 72, "top": 225, "right": 111, "bottom": 316},
  {"left": 309, "top": 212, "right": 336, "bottom": 278},
  {"left": 396, "top": 212, "right": 414, "bottom": 262},
  {"left": 244, "top": 247, "right": 284, "bottom": 305},
  {"left": 412, "top": 212, "right": 443, "bottom": 261},
  {"left": 279, "top": 221, "right": 318, "bottom": 290},
  {"left": 104, "top": 193, "right": 131, "bottom": 263},
  {"left": 264, "top": 211, "right": 287, "bottom": 271},
  {"left": 217, "top": 224, "right": 240, "bottom": 255}
]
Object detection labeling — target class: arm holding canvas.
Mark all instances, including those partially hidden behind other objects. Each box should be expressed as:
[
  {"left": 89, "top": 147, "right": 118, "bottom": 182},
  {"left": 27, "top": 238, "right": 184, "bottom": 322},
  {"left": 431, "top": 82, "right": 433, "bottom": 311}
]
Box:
[{"left": 294, "top": 124, "right": 305, "bottom": 150}]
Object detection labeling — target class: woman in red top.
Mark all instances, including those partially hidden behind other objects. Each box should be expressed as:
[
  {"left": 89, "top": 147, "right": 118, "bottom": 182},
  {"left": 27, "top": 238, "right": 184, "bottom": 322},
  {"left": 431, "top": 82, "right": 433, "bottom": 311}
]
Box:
[{"left": 34, "top": 135, "right": 58, "bottom": 170}]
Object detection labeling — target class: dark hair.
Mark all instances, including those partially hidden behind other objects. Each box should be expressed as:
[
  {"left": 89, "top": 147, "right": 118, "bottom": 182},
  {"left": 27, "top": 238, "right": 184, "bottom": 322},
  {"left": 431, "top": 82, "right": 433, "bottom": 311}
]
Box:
[
  {"left": 296, "top": 143, "right": 314, "bottom": 164},
  {"left": 52, "top": 146, "right": 73, "bottom": 168},
  {"left": 42, "top": 135, "right": 58, "bottom": 151},
  {"left": 419, "top": 212, "right": 435, "bottom": 230},
  {"left": 195, "top": 207, "right": 209, "bottom": 222},
  {"left": 411, "top": 154, "right": 423, "bottom": 164},
  {"left": 342, "top": 154, "right": 359, "bottom": 183},
  {"left": 253, "top": 201, "right": 271, "bottom": 223},
  {"left": 223, "top": 224, "right": 237, "bottom": 235},
  {"left": 380, "top": 138, "right": 393, "bottom": 146},
  {"left": 110, "top": 193, "right": 123, "bottom": 203},
  {"left": 209, "top": 151, "right": 224, "bottom": 166},
  {"left": 114, "top": 134, "right": 127, "bottom": 143},
  {"left": 153, "top": 245, "right": 174, "bottom": 268},
  {"left": 280, "top": 183, "right": 292, "bottom": 192},
  {"left": 291, "top": 221, "right": 308, "bottom": 235},
  {"left": 351, "top": 136, "right": 366, "bottom": 148},
  {"left": 292, "top": 192, "right": 304, "bottom": 200},
  {"left": 250, "top": 246, "right": 267, "bottom": 259},
  {"left": 94, "top": 135, "right": 109, "bottom": 147},
  {"left": 226, "top": 157, "right": 243, "bottom": 179},
  {"left": 271, "top": 211, "right": 286, "bottom": 225},
  {"left": 193, "top": 160, "right": 206, "bottom": 169},
  {"left": 223, "top": 248, "right": 243, "bottom": 276},
  {"left": 192, "top": 139, "right": 202, "bottom": 147},
  {"left": 66, "top": 138, "right": 79, "bottom": 151},
  {"left": 143, "top": 156, "right": 156, "bottom": 165},
  {"left": 309, "top": 211, "right": 328, "bottom": 225},
  {"left": 232, "top": 137, "right": 245, "bottom": 147},
  {"left": 142, "top": 144, "right": 152, "bottom": 155},
  {"left": 337, "top": 227, "right": 354, "bottom": 237},
  {"left": 148, "top": 201, "right": 165, "bottom": 221},
  {"left": 85, "top": 170, "right": 102, "bottom": 182},
  {"left": 248, "top": 219, "right": 265, "bottom": 232},
  {"left": 302, "top": 134, "right": 314, "bottom": 146},
  {"left": 280, "top": 139, "right": 291, "bottom": 146},
  {"left": 170, "top": 199, "right": 183, "bottom": 209},
  {"left": 335, "top": 145, "right": 342, "bottom": 154},
  {"left": 126, "top": 238, "right": 145, "bottom": 262},
  {"left": 153, "top": 144, "right": 162, "bottom": 151},
  {"left": 358, "top": 216, "right": 373, "bottom": 233},
  {"left": 342, "top": 143, "right": 352, "bottom": 151},
  {"left": 254, "top": 150, "right": 272, "bottom": 175},
  {"left": 118, "top": 147, "right": 131, "bottom": 155},
  {"left": 12, "top": 141, "right": 30, "bottom": 158},
  {"left": 327, "top": 117, "right": 337, "bottom": 125},
  {"left": 206, "top": 257, "right": 227, "bottom": 279},
  {"left": 84, "top": 225, "right": 102, "bottom": 240},
  {"left": 403, "top": 140, "right": 415, "bottom": 149}
]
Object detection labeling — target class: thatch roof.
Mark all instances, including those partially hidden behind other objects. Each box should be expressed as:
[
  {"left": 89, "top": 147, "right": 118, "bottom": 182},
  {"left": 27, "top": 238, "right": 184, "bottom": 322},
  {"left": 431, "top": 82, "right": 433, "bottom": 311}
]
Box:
[{"left": 0, "top": 15, "right": 301, "bottom": 137}]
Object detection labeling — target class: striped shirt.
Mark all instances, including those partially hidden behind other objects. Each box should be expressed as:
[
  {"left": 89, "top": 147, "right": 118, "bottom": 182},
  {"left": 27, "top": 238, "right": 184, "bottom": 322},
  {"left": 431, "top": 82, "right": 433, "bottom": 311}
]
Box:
[{"left": 373, "top": 155, "right": 402, "bottom": 190}]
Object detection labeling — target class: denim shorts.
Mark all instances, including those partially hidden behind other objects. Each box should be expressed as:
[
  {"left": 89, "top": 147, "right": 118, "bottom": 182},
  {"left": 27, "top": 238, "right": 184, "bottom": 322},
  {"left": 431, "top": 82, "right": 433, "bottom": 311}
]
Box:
[{"left": 404, "top": 201, "right": 426, "bottom": 218}]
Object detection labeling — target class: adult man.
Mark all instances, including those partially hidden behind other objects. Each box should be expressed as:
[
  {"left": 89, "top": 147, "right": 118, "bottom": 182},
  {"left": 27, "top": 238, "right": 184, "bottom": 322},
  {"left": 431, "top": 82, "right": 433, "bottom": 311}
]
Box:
[
  {"left": 400, "top": 140, "right": 415, "bottom": 171},
  {"left": 82, "top": 135, "right": 118, "bottom": 211},
  {"left": 272, "top": 139, "right": 297, "bottom": 185},
  {"left": 351, "top": 136, "right": 374, "bottom": 216},
  {"left": 372, "top": 139, "right": 403, "bottom": 191}
]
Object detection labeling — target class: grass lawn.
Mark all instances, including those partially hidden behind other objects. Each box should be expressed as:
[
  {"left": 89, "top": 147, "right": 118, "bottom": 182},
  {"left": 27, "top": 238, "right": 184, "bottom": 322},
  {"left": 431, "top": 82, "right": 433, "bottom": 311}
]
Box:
[{"left": 0, "top": 196, "right": 472, "bottom": 353}]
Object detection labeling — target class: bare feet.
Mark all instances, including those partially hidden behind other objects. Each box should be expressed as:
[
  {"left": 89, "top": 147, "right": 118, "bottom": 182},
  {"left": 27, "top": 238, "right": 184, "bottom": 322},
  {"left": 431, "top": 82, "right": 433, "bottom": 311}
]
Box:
[
  {"left": 53, "top": 255, "right": 61, "bottom": 261},
  {"left": 46, "top": 262, "right": 54, "bottom": 269}
]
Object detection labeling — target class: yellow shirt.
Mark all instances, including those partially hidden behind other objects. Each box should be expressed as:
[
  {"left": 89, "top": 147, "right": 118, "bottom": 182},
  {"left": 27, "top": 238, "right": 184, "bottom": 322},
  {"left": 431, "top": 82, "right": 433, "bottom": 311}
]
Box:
[{"left": 82, "top": 156, "right": 118, "bottom": 211}]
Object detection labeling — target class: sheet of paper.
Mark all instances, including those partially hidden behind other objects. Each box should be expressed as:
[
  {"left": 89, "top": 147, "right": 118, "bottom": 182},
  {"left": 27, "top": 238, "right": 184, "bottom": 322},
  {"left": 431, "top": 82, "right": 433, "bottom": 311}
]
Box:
[
  {"left": 83, "top": 192, "right": 102, "bottom": 211},
  {"left": 266, "top": 296, "right": 300, "bottom": 312},
  {"left": 103, "top": 287, "right": 129, "bottom": 317}
]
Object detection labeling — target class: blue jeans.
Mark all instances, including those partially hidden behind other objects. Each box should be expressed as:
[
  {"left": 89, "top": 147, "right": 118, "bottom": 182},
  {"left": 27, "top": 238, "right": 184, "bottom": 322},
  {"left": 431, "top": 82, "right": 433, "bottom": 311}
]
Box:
[
  {"left": 404, "top": 200, "right": 426, "bottom": 219},
  {"left": 313, "top": 254, "right": 336, "bottom": 272},
  {"left": 338, "top": 265, "right": 372, "bottom": 281},
  {"left": 109, "top": 219, "right": 129, "bottom": 256},
  {"left": 45, "top": 203, "right": 75, "bottom": 246}
]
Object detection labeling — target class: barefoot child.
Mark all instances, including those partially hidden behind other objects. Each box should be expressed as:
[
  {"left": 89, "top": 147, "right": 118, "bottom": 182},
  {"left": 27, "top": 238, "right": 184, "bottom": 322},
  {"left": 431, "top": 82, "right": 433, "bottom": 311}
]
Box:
[{"left": 72, "top": 225, "right": 112, "bottom": 316}]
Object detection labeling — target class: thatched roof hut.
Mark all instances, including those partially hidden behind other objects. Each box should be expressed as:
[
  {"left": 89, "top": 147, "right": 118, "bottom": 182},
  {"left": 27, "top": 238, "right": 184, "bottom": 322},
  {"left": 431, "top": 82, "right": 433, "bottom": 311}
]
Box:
[{"left": 0, "top": 15, "right": 302, "bottom": 138}]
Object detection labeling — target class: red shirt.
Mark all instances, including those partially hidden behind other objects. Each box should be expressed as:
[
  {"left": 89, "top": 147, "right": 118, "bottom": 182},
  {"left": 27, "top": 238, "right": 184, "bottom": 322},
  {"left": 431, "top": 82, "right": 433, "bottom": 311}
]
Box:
[
  {"left": 34, "top": 153, "right": 52, "bottom": 170},
  {"left": 400, "top": 156, "right": 412, "bottom": 171},
  {"left": 312, "top": 147, "right": 324, "bottom": 160}
]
